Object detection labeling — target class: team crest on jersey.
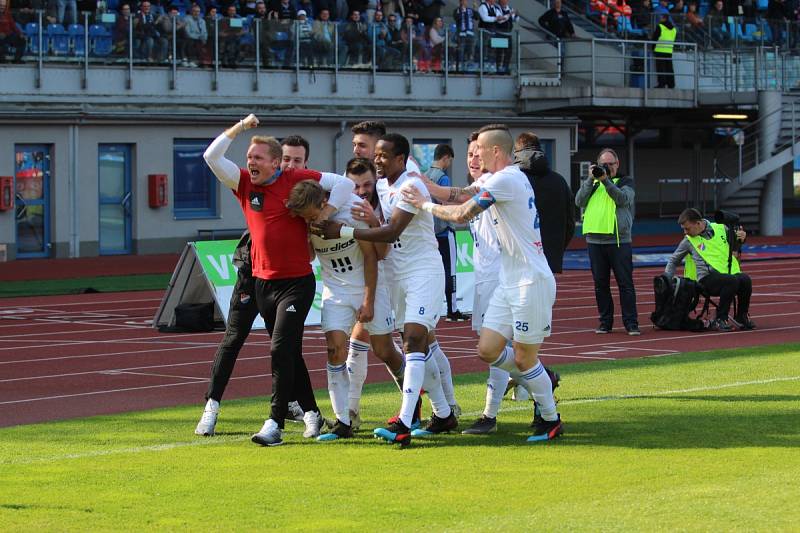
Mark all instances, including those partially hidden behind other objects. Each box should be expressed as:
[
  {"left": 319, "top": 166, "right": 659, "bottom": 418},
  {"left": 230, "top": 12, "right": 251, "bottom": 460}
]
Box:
[
  {"left": 698, "top": 242, "right": 706, "bottom": 251},
  {"left": 249, "top": 191, "right": 264, "bottom": 212},
  {"left": 533, "top": 241, "right": 544, "bottom": 254}
]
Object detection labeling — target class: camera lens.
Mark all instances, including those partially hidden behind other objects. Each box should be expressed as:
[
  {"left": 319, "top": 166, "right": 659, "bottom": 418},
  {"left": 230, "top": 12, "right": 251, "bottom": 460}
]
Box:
[{"left": 591, "top": 165, "right": 605, "bottom": 178}]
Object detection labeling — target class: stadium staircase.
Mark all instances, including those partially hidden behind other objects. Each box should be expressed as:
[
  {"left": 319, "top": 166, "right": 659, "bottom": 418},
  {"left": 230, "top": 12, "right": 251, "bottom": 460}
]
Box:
[{"left": 714, "top": 92, "right": 800, "bottom": 230}]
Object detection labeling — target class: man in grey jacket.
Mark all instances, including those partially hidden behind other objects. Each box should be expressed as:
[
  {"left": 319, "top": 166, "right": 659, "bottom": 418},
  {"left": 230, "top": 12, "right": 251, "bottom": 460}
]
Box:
[{"left": 575, "top": 148, "right": 639, "bottom": 335}]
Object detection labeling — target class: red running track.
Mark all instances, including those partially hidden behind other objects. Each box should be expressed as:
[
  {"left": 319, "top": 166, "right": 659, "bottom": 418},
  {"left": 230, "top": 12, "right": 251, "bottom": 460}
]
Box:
[{"left": 2, "top": 259, "right": 800, "bottom": 428}]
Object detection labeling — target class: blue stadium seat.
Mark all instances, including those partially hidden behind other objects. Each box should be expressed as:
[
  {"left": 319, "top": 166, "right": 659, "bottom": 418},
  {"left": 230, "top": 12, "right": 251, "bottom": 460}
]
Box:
[
  {"left": 48, "top": 24, "right": 70, "bottom": 55},
  {"left": 106, "top": 0, "right": 120, "bottom": 11},
  {"left": 756, "top": 0, "right": 768, "bottom": 10},
  {"left": 89, "top": 24, "right": 113, "bottom": 56},
  {"left": 25, "top": 22, "right": 43, "bottom": 55},
  {"left": 68, "top": 24, "right": 86, "bottom": 56}
]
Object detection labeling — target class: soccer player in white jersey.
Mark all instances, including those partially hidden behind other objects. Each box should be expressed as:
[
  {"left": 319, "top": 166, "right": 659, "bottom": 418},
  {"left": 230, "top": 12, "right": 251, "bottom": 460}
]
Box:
[
  {"left": 286, "top": 179, "right": 390, "bottom": 441},
  {"left": 349, "top": 121, "right": 460, "bottom": 423},
  {"left": 313, "top": 133, "right": 456, "bottom": 447},
  {"left": 403, "top": 124, "right": 563, "bottom": 442}
]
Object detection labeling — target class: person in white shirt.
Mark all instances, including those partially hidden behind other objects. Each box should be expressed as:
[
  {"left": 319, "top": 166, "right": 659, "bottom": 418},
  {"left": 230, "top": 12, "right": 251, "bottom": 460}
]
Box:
[
  {"left": 402, "top": 124, "right": 563, "bottom": 443},
  {"left": 313, "top": 133, "right": 456, "bottom": 447}
]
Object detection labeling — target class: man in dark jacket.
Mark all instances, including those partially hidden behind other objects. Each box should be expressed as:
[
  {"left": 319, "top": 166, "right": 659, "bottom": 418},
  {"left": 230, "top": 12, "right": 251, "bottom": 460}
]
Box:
[
  {"left": 514, "top": 132, "right": 574, "bottom": 274},
  {"left": 538, "top": 0, "right": 574, "bottom": 38}
]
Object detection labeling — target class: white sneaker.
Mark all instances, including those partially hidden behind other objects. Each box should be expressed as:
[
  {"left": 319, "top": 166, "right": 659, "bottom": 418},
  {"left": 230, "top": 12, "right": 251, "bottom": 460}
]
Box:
[
  {"left": 287, "top": 401, "right": 305, "bottom": 422},
  {"left": 302, "top": 410, "right": 324, "bottom": 438},
  {"left": 251, "top": 418, "right": 283, "bottom": 446},
  {"left": 450, "top": 403, "right": 462, "bottom": 418},
  {"left": 194, "top": 399, "right": 219, "bottom": 436},
  {"left": 511, "top": 384, "right": 531, "bottom": 401}
]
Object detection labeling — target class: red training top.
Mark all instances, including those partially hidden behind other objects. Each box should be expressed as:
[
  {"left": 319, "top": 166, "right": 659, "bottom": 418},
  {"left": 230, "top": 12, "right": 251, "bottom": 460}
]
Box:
[{"left": 234, "top": 167, "right": 322, "bottom": 280}]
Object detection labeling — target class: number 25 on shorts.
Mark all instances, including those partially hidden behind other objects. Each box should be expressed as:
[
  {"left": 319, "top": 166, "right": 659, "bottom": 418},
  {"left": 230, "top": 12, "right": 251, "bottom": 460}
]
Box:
[{"left": 515, "top": 321, "right": 529, "bottom": 332}]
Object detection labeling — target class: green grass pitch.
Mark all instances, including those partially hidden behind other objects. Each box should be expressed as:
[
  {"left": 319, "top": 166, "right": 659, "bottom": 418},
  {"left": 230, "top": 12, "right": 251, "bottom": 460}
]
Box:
[{"left": 2, "top": 344, "right": 799, "bottom": 531}]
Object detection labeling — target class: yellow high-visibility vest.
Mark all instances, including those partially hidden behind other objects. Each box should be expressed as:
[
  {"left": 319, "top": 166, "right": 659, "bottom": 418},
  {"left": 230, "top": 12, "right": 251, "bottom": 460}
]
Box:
[
  {"left": 654, "top": 24, "right": 677, "bottom": 54},
  {"left": 683, "top": 222, "right": 741, "bottom": 280}
]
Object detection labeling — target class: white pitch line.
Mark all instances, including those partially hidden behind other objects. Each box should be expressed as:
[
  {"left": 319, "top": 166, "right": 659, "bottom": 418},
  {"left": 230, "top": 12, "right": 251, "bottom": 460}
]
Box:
[{"left": 4, "top": 373, "right": 798, "bottom": 465}]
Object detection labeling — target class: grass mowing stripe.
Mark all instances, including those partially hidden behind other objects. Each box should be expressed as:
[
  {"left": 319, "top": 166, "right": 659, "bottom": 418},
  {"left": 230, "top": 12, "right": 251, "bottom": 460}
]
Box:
[
  {"left": 2, "top": 343, "right": 798, "bottom": 531},
  {"left": 3, "top": 372, "right": 798, "bottom": 466}
]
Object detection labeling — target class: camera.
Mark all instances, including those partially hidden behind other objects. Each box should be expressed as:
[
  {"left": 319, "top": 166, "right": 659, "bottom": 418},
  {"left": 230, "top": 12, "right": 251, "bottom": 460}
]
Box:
[
  {"left": 591, "top": 163, "right": 610, "bottom": 179},
  {"left": 713, "top": 209, "right": 740, "bottom": 227}
]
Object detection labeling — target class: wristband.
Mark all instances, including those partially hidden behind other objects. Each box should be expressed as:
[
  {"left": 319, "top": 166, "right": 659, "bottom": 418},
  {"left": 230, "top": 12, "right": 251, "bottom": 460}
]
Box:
[
  {"left": 340, "top": 226, "right": 355, "bottom": 239},
  {"left": 421, "top": 201, "right": 435, "bottom": 213},
  {"left": 239, "top": 119, "right": 245, "bottom": 131}
]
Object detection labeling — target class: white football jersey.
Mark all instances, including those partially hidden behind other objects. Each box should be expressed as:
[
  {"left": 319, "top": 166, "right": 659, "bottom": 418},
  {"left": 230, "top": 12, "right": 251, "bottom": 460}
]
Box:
[
  {"left": 376, "top": 171, "right": 443, "bottom": 280},
  {"left": 478, "top": 165, "right": 553, "bottom": 287},
  {"left": 311, "top": 194, "right": 370, "bottom": 294},
  {"left": 468, "top": 173, "right": 501, "bottom": 280}
]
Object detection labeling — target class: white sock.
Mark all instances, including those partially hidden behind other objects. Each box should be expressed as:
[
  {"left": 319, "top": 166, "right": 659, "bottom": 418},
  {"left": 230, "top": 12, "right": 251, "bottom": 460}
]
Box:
[
  {"left": 327, "top": 362, "right": 351, "bottom": 425},
  {"left": 489, "top": 345, "right": 518, "bottom": 374},
  {"left": 422, "top": 349, "right": 452, "bottom": 418},
  {"left": 518, "top": 361, "right": 557, "bottom": 421},
  {"left": 205, "top": 398, "right": 219, "bottom": 412},
  {"left": 398, "top": 353, "right": 425, "bottom": 428},
  {"left": 430, "top": 341, "right": 456, "bottom": 405},
  {"left": 483, "top": 366, "right": 509, "bottom": 418},
  {"left": 346, "top": 339, "right": 369, "bottom": 415}
]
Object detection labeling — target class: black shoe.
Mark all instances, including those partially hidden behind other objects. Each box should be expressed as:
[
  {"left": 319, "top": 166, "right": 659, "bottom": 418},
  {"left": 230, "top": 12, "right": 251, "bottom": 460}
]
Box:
[
  {"left": 446, "top": 311, "right": 470, "bottom": 322},
  {"left": 373, "top": 420, "right": 412, "bottom": 446},
  {"left": 527, "top": 414, "right": 563, "bottom": 442},
  {"left": 595, "top": 324, "right": 612, "bottom": 334},
  {"left": 545, "top": 366, "right": 560, "bottom": 391},
  {"left": 386, "top": 395, "right": 423, "bottom": 431},
  {"left": 461, "top": 415, "right": 497, "bottom": 434},
  {"left": 731, "top": 314, "right": 756, "bottom": 330},
  {"left": 317, "top": 419, "right": 353, "bottom": 441},
  {"left": 708, "top": 318, "right": 733, "bottom": 332},
  {"left": 412, "top": 412, "right": 458, "bottom": 436},
  {"left": 626, "top": 326, "right": 641, "bottom": 336}
]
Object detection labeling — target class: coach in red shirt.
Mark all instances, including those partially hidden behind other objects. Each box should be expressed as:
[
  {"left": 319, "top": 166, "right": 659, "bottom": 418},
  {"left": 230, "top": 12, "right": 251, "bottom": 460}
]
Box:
[{"left": 204, "top": 114, "right": 354, "bottom": 446}]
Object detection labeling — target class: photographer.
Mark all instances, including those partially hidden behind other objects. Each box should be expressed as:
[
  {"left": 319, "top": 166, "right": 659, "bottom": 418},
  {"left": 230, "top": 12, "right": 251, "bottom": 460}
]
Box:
[
  {"left": 575, "top": 148, "right": 640, "bottom": 335},
  {"left": 665, "top": 208, "right": 755, "bottom": 332}
]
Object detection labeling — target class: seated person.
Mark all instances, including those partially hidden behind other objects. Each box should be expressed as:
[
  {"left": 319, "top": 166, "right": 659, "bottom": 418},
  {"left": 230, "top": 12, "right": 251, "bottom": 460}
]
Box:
[{"left": 665, "top": 208, "right": 755, "bottom": 332}]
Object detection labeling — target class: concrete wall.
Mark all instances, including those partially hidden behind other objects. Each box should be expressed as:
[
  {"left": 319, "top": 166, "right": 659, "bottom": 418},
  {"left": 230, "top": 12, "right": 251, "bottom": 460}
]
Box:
[{"left": 0, "top": 119, "right": 575, "bottom": 260}]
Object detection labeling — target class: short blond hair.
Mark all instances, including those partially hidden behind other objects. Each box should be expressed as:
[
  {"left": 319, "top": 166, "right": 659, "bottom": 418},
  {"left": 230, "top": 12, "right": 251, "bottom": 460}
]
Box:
[
  {"left": 478, "top": 124, "right": 513, "bottom": 156},
  {"left": 250, "top": 135, "right": 282, "bottom": 160}
]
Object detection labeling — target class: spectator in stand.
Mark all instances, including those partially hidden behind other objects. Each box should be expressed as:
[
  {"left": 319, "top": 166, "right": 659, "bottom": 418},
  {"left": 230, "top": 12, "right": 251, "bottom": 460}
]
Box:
[
  {"left": 706, "top": 0, "right": 728, "bottom": 44},
  {"left": 184, "top": 3, "right": 207, "bottom": 66},
  {"left": 57, "top": 0, "right": 77, "bottom": 26},
  {"left": 632, "top": 0, "right": 653, "bottom": 31},
  {"left": 453, "top": 0, "right": 476, "bottom": 70},
  {"left": 114, "top": 3, "right": 133, "bottom": 56},
  {"left": 767, "top": 0, "right": 790, "bottom": 46},
  {"left": 539, "top": 0, "right": 576, "bottom": 39},
  {"left": 495, "top": 0, "right": 516, "bottom": 74},
  {"left": 388, "top": 12, "right": 405, "bottom": 57},
  {"left": 0, "top": 0, "right": 25, "bottom": 63},
  {"left": 343, "top": 9, "right": 369, "bottom": 65},
  {"left": 204, "top": 5, "right": 219, "bottom": 64},
  {"left": 671, "top": 0, "right": 686, "bottom": 14},
  {"left": 268, "top": 0, "right": 296, "bottom": 20},
  {"left": 400, "top": 13, "right": 419, "bottom": 61},
  {"left": 685, "top": 1, "right": 705, "bottom": 38},
  {"left": 293, "top": 9, "right": 313, "bottom": 66},
  {"left": 426, "top": 15, "right": 445, "bottom": 71},
  {"left": 220, "top": 3, "right": 243, "bottom": 67},
  {"left": 251, "top": 1, "right": 274, "bottom": 67},
  {"left": 297, "top": 0, "right": 315, "bottom": 19},
  {"left": 371, "top": 10, "right": 400, "bottom": 68},
  {"left": 478, "top": 0, "right": 507, "bottom": 71},
  {"left": 653, "top": 0, "right": 670, "bottom": 15},
  {"left": 401, "top": 0, "right": 421, "bottom": 22},
  {"left": 134, "top": 0, "right": 160, "bottom": 61},
  {"left": 156, "top": 4, "right": 186, "bottom": 63},
  {"left": 312, "top": 7, "right": 335, "bottom": 65}
]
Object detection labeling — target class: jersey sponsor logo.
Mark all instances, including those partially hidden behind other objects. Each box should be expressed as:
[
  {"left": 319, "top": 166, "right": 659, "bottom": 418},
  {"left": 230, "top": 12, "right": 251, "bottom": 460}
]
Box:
[
  {"left": 473, "top": 189, "right": 497, "bottom": 210},
  {"left": 286, "top": 304, "right": 297, "bottom": 312},
  {"left": 249, "top": 191, "right": 264, "bottom": 212},
  {"left": 533, "top": 241, "right": 544, "bottom": 254},
  {"left": 316, "top": 239, "right": 356, "bottom": 254}
]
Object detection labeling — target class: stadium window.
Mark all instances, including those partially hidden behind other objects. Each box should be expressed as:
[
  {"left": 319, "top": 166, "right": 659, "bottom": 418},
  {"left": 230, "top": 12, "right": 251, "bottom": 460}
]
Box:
[
  {"left": 173, "top": 139, "right": 218, "bottom": 219},
  {"left": 412, "top": 139, "right": 451, "bottom": 174}
]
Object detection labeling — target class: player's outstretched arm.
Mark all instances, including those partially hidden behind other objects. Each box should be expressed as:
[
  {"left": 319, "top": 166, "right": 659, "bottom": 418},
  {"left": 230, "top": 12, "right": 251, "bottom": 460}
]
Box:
[
  {"left": 203, "top": 114, "right": 259, "bottom": 190},
  {"left": 311, "top": 209, "right": 414, "bottom": 243},
  {"left": 409, "top": 171, "right": 477, "bottom": 203},
  {"left": 402, "top": 184, "right": 487, "bottom": 224}
]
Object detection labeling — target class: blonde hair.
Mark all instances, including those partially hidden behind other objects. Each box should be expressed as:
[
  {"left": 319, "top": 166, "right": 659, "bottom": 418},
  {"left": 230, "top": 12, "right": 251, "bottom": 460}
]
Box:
[
  {"left": 250, "top": 135, "right": 282, "bottom": 160},
  {"left": 286, "top": 180, "right": 326, "bottom": 214},
  {"left": 478, "top": 124, "right": 513, "bottom": 156}
]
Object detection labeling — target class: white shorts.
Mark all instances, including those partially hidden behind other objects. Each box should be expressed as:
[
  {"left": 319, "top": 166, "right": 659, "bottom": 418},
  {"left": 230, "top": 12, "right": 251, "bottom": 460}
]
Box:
[
  {"left": 390, "top": 272, "right": 444, "bottom": 332},
  {"left": 320, "top": 284, "right": 394, "bottom": 335},
  {"left": 472, "top": 278, "right": 498, "bottom": 332},
  {"left": 481, "top": 275, "right": 556, "bottom": 344}
]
